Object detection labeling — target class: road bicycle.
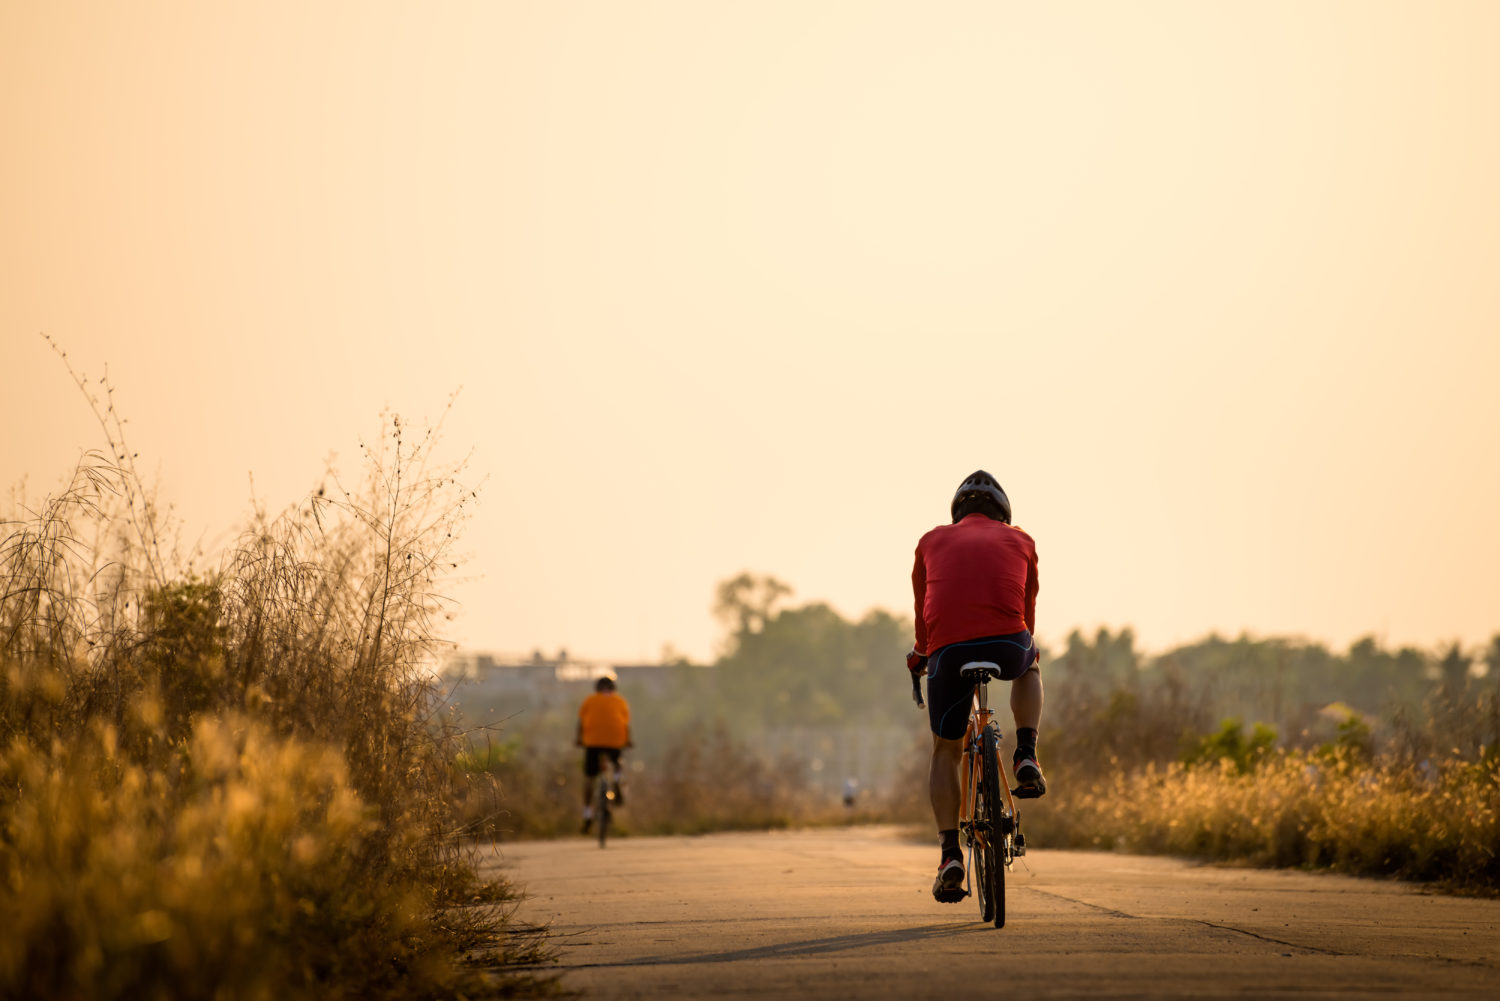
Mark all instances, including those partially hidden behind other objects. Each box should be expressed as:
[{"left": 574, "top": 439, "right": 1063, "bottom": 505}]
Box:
[{"left": 913, "top": 663, "right": 1026, "bottom": 928}]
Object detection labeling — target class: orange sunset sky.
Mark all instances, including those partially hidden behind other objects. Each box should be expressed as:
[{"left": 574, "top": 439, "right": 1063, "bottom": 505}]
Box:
[{"left": 4, "top": 1, "right": 1499, "bottom": 664}]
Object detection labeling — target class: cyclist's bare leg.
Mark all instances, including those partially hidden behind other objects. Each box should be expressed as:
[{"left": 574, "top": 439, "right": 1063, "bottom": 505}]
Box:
[
  {"left": 928, "top": 734, "right": 965, "bottom": 831},
  {"left": 928, "top": 733, "right": 969, "bottom": 900},
  {"left": 1010, "top": 665, "right": 1047, "bottom": 796},
  {"left": 1010, "top": 664, "right": 1042, "bottom": 730}
]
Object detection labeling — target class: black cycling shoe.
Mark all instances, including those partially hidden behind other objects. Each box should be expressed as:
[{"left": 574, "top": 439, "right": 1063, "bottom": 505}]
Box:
[
  {"left": 580, "top": 818, "right": 592, "bottom": 835},
  {"left": 931, "top": 857, "right": 967, "bottom": 903},
  {"left": 1012, "top": 756, "right": 1047, "bottom": 799}
]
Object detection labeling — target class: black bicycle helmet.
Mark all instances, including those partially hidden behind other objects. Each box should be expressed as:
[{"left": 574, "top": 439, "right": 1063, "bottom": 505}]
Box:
[{"left": 951, "top": 470, "right": 1012, "bottom": 524}]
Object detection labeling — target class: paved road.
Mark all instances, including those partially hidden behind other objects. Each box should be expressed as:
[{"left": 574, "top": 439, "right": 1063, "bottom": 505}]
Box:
[{"left": 486, "top": 826, "right": 1499, "bottom": 999}]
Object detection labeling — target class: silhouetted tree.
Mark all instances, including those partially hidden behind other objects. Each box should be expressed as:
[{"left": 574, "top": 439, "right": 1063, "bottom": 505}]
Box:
[{"left": 713, "top": 572, "right": 793, "bottom": 647}]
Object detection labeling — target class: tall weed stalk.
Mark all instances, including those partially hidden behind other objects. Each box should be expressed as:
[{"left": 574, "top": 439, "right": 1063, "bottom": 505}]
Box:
[{"left": 0, "top": 367, "right": 550, "bottom": 1000}]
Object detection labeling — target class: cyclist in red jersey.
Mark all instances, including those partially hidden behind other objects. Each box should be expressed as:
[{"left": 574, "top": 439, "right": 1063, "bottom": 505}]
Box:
[{"left": 907, "top": 471, "right": 1044, "bottom": 902}]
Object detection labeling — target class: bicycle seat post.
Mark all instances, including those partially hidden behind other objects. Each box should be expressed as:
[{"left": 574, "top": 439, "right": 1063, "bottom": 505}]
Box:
[{"left": 959, "top": 661, "right": 1003, "bottom": 717}]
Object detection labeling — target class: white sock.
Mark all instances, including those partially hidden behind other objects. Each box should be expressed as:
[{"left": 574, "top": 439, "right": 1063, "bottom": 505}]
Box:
[{"left": 583, "top": 806, "right": 594, "bottom": 820}]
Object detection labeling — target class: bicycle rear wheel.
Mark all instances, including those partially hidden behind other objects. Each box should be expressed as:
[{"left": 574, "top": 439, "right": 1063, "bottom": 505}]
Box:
[
  {"left": 978, "top": 724, "right": 1005, "bottom": 928},
  {"left": 973, "top": 804, "right": 996, "bottom": 924},
  {"left": 595, "top": 776, "right": 611, "bottom": 848}
]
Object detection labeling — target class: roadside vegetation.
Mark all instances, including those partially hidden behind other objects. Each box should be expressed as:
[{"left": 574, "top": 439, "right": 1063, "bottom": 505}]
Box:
[
  {"left": 450, "top": 573, "right": 929, "bottom": 840},
  {"left": 1044, "top": 747, "right": 1499, "bottom": 891},
  {"left": 456, "top": 722, "right": 921, "bottom": 840},
  {"left": 1, "top": 368, "right": 550, "bottom": 999},
  {"left": 459, "top": 573, "right": 1500, "bottom": 894},
  {"left": 1031, "top": 628, "right": 1500, "bottom": 893}
]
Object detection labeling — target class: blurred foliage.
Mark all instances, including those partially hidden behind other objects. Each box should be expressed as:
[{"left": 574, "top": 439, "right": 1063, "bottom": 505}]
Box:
[
  {"left": 551, "top": 573, "right": 926, "bottom": 785},
  {"left": 1039, "top": 751, "right": 1500, "bottom": 892},
  {"left": 1, "top": 373, "right": 551, "bottom": 1001},
  {"left": 1030, "top": 627, "right": 1500, "bottom": 890},
  {"left": 455, "top": 721, "right": 924, "bottom": 841},
  {"left": 1180, "top": 718, "right": 1278, "bottom": 774},
  {"left": 702, "top": 573, "right": 915, "bottom": 730},
  {"left": 457, "top": 561, "right": 1500, "bottom": 894}
]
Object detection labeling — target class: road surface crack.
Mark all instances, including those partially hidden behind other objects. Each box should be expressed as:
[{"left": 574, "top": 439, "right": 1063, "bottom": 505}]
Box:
[
  {"left": 1191, "top": 919, "right": 1350, "bottom": 956},
  {"left": 556, "top": 922, "right": 981, "bottom": 969},
  {"left": 1024, "top": 887, "right": 1138, "bottom": 919}
]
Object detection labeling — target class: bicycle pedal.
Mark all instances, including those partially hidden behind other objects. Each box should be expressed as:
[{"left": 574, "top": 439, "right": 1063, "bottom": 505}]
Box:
[
  {"left": 1011, "top": 784, "right": 1046, "bottom": 800},
  {"left": 933, "top": 887, "right": 968, "bottom": 904}
]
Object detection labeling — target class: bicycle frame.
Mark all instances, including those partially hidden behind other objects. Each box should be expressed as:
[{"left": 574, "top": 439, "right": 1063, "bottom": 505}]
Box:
[
  {"left": 593, "top": 755, "right": 622, "bottom": 848},
  {"left": 911, "top": 660, "right": 1023, "bottom": 926},
  {"left": 954, "top": 669, "right": 1026, "bottom": 936},
  {"left": 958, "top": 673, "right": 1020, "bottom": 897}
]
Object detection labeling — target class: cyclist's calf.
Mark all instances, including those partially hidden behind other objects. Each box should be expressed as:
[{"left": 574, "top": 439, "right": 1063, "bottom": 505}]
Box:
[{"left": 929, "top": 734, "right": 966, "bottom": 832}]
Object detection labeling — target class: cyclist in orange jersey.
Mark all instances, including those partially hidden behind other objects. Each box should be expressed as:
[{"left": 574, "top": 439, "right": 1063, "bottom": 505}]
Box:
[
  {"left": 908, "top": 471, "right": 1045, "bottom": 902},
  {"left": 576, "top": 675, "right": 632, "bottom": 833}
]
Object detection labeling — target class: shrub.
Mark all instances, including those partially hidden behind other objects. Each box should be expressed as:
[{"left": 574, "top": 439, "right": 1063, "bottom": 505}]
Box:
[
  {"left": 0, "top": 714, "right": 452, "bottom": 1000},
  {"left": 0, "top": 380, "right": 551, "bottom": 1000},
  {"left": 1180, "top": 717, "right": 1278, "bottom": 774}
]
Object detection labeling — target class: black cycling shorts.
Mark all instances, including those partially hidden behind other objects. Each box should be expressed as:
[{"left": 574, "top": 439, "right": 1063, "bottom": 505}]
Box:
[
  {"left": 925, "top": 631, "right": 1039, "bottom": 740},
  {"left": 582, "top": 746, "right": 622, "bottom": 777}
]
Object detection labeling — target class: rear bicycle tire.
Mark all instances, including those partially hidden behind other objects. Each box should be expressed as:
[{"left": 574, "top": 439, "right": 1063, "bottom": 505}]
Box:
[
  {"left": 973, "top": 807, "right": 996, "bottom": 924},
  {"left": 595, "top": 776, "right": 611, "bottom": 848},
  {"left": 979, "top": 724, "right": 1006, "bottom": 928}
]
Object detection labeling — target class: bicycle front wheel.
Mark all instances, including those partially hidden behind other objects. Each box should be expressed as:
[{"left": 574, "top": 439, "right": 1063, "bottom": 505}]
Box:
[{"left": 978, "top": 724, "right": 1005, "bottom": 928}]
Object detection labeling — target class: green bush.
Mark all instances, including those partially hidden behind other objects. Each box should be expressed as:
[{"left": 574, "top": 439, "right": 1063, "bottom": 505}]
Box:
[{"left": 1180, "top": 717, "right": 1278, "bottom": 774}]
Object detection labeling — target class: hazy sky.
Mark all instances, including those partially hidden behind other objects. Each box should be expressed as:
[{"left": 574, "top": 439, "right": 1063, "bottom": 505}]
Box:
[{"left": 5, "top": 1, "right": 1499, "bottom": 664}]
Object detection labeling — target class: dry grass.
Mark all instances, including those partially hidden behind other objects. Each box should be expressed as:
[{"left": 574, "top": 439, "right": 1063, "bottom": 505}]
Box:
[
  {"left": 457, "top": 723, "right": 927, "bottom": 841},
  {"left": 1020, "top": 630, "right": 1500, "bottom": 892},
  {"left": 0, "top": 362, "right": 553, "bottom": 999},
  {"left": 1034, "top": 750, "right": 1500, "bottom": 891}
]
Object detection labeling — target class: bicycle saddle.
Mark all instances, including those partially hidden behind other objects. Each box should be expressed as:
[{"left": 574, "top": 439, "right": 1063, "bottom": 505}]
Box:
[{"left": 958, "top": 661, "right": 1004, "bottom": 680}]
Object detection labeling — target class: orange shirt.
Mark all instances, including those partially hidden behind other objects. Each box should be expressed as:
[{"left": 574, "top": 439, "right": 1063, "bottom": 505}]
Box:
[{"left": 578, "top": 692, "right": 631, "bottom": 748}]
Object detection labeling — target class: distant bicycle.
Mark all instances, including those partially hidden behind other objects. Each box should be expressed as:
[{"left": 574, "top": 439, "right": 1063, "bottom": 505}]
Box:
[
  {"left": 913, "top": 662, "right": 1025, "bottom": 927},
  {"left": 592, "top": 759, "right": 622, "bottom": 849},
  {"left": 577, "top": 675, "right": 631, "bottom": 846}
]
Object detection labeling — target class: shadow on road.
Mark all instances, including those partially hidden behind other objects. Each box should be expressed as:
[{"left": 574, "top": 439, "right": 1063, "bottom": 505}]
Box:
[{"left": 567, "top": 922, "right": 986, "bottom": 969}]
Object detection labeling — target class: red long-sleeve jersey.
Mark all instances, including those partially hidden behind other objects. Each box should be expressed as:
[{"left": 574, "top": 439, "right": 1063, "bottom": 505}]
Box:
[{"left": 912, "top": 513, "right": 1038, "bottom": 656}]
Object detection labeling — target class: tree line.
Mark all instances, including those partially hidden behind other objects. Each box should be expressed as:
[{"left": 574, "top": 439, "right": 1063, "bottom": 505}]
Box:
[{"left": 632, "top": 573, "right": 1499, "bottom": 773}]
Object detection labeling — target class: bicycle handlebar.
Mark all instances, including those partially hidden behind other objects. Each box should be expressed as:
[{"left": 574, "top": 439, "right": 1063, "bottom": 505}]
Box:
[{"left": 911, "top": 670, "right": 925, "bottom": 709}]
